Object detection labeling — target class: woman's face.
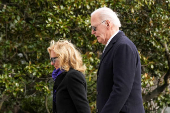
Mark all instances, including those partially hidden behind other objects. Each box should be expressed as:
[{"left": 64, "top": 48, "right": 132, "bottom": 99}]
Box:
[{"left": 50, "top": 50, "right": 60, "bottom": 69}]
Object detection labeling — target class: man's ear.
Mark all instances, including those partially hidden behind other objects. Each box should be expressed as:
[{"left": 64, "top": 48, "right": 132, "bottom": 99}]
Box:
[
  {"left": 105, "top": 20, "right": 110, "bottom": 26},
  {"left": 105, "top": 20, "right": 111, "bottom": 30}
]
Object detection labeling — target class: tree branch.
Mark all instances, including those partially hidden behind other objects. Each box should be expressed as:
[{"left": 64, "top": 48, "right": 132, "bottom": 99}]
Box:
[
  {"left": 0, "top": 94, "right": 9, "bottom": 110},
  {"left": 45, "top": 77, "right": 50, "bottom": 113},
  {"left": 143, "top": 42, "right": 170, "bottom": 102}
]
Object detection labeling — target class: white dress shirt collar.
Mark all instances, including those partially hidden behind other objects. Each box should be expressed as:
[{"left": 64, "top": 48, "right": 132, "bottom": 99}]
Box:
[
  {"left": 106, "top": 30, "right": 119, "bottom": 47},
  {"left": 103, "top": 30, "right": 119, "bottom": 53}
]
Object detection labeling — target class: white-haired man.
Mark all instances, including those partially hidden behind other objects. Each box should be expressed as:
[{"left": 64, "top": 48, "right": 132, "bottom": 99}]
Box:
[{"left": 91, "top": 7, "right": 145, "bottom": 113}]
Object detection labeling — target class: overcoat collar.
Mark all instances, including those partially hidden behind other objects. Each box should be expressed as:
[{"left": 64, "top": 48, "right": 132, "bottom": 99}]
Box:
[{"left": 97, "top": 31, "right": 125, "bottom": 75}]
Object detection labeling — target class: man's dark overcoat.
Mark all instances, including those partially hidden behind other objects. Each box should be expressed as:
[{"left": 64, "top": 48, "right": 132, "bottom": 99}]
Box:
[{"left": 97, "top": 31, "right": 145, "bottom": 113}]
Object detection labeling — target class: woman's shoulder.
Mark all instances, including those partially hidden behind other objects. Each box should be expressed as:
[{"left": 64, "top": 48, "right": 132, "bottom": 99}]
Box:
[
  {"left": 65, "top": 68, "right": 86, "bottom": 87},
  {"left": 66, "top": 68, "right": 85, "bottom": 80},
  {"left": 68, "top": 68, "right": 80, "bottom": 73}
]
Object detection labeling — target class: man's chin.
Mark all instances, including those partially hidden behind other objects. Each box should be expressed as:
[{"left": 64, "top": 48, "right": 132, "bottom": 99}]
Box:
[
  {"left": 97, "top": 39, "right": 102, "bottom": 44},
  {"left": 97, "top": 38, "right": 100, "bottom": 42}
]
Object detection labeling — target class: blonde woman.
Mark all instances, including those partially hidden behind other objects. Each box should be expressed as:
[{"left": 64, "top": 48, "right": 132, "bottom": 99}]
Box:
[{"left": 47, "top": 39, "right": 90, "bottom": 113}]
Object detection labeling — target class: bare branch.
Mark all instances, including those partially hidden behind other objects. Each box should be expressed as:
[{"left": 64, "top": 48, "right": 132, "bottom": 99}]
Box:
[
  {"left": 143, "top": 42, "right": 170, "bottom": 102},
  {"left": 143, "top": 82, "right": 168, "bottom": 102},
  {"left": 0, "top": 94, "right": 9, "bottom": 110}
]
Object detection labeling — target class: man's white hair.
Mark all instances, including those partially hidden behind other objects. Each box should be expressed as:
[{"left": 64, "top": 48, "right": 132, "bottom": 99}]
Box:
[{"left": 91, "top": 7, "right": 121, "bottom": 28}]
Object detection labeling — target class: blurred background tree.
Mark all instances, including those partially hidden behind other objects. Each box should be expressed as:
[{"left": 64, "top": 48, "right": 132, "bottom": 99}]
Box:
[{"left": 0, "top": 0, "right": 169, "bottom": 113}]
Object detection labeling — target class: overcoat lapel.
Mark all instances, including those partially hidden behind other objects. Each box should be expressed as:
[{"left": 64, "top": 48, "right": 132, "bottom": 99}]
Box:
[
  {"left": 97, "top": 31, "right": 125, "bottom": 75},
  {"left": 53, "top": 72, "right": 67, "bottom": 91}
]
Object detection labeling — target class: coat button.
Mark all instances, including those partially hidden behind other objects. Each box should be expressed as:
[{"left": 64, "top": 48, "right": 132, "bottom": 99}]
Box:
[
  {"left": 97, "top": 91, "right": 98, "bottom": 95},
  {"left": 96, "top": 109, "right": 99, "bottom": 113}
]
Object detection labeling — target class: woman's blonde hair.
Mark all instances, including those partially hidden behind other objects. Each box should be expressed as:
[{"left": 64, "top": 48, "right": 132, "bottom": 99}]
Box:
[{"left": 47, "top": 39, "right": 86, "bottom": 73}]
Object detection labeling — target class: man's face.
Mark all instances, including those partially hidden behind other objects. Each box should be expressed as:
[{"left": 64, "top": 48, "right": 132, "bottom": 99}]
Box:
[{"left": 91, "top": 14, "right": 107, "bottom": 45}]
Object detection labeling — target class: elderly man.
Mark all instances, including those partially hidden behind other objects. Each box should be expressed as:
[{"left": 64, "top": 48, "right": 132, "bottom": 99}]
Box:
[{"left": 91, "top": 7, "right": 145, "bottom": 113}]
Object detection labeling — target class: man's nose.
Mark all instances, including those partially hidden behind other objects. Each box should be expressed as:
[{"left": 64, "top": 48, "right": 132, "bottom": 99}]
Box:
[{"left": 91, "top": 29, "right": 95, "bottom": 35}]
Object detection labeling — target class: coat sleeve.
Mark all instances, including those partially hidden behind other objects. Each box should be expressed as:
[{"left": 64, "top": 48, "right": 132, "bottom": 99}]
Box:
[
  {"left": 101, "top": 44, "right": 136, "bottom": 113},
  {"left": 66, "top": 70, "right": 91, "bottom": 113}
]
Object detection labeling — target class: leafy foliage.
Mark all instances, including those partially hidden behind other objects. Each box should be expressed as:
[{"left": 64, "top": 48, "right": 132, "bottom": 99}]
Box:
[{"left": 0, "top": 0, "right": 170, "bottom": 113}]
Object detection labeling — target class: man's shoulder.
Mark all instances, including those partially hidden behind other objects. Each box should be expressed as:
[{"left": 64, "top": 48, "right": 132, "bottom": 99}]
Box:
[
  {"left": 110, "top": 31, "right": 128, "bottom": 44},
  {"left": 115, "top": 32, "right": 134, "bottom": 45}
]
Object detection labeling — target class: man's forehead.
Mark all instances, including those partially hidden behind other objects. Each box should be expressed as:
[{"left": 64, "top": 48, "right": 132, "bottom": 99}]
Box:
[{"left": 91, "top": 15, "right": 100, "bottom": 23}]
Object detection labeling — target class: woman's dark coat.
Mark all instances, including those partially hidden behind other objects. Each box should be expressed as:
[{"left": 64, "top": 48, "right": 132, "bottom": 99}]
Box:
[{"left": 53, "top": 68, "right": 90, "bottom": 113}]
